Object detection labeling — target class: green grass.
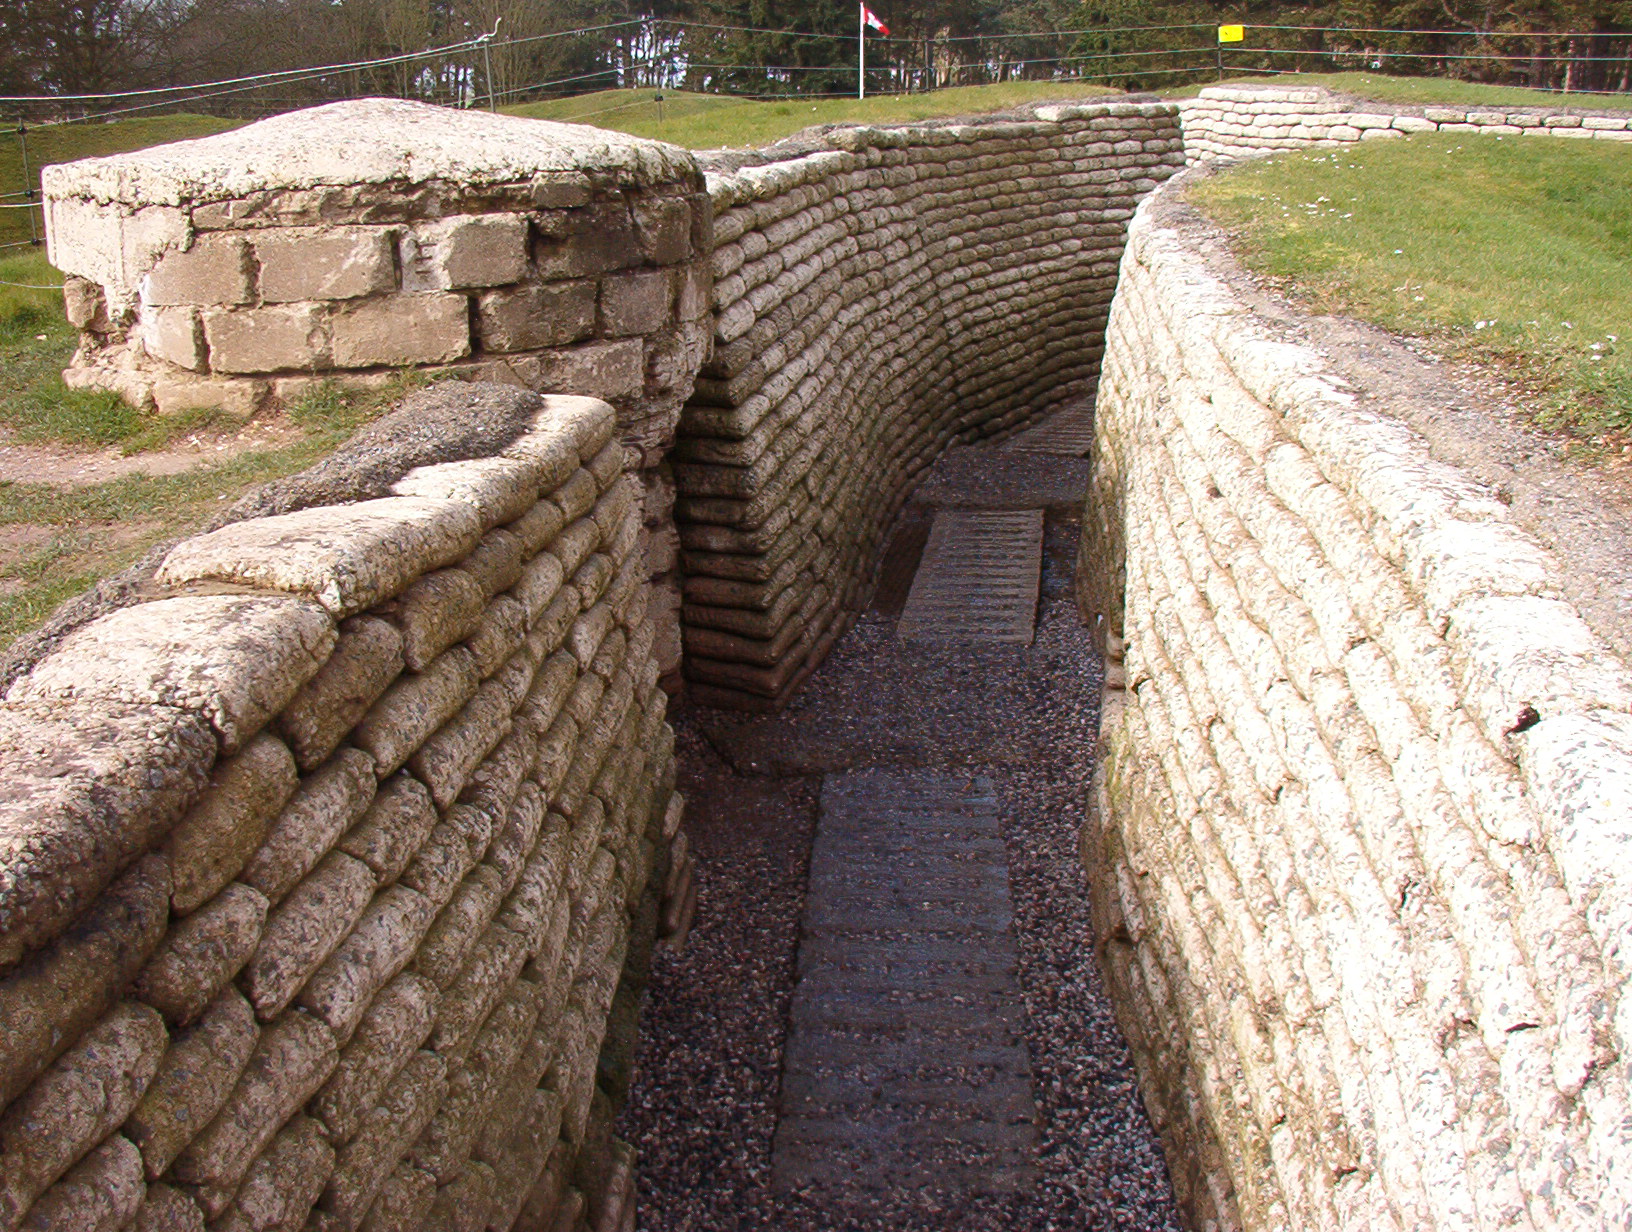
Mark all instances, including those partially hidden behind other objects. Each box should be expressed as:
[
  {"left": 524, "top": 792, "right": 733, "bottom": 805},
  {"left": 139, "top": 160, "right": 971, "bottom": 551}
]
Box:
[
  {"left": 1187, "top": 133, "right": 1632, "bottom": 436},
  {"left": 1166, "top": 70, "right": 1632, "bottom": 111},
  {"left": 505, "top": 81, "right": 1122, "bottom": 148},
  {"left": 0, "top": 373, "right": 418, "bottom": 651},
  {"left": 0, "top": 250, "right": 143, "bottom": 448}
]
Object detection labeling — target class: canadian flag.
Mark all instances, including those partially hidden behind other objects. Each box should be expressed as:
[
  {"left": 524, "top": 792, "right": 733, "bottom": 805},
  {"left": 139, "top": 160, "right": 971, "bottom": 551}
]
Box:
[{"left": 861, "top": 4, "right": 889, "bottom": 35}]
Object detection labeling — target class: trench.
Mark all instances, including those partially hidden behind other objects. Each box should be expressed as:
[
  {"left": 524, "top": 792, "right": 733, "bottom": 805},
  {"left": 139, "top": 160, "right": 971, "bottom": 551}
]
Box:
[
  {"left": 17, "top": 84, "right": 1632, "bottom": 1232},
  {"left": 615, "top": 404, "right": 1185, "bottom": 1230}
]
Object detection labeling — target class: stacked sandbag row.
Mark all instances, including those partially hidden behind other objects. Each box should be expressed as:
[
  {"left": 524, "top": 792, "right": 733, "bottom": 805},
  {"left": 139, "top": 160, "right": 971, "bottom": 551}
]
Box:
[
  {"left": 674, "top": 102, "right": 1186, "bottom": 708},
  {"left": 0, "top": 387, "right": 691, "bottom": 1232},
  {"left": 1178, "top": 85, "right": 1632, "bottom": 163},
  {"left": 1080, "top": 177, "right": 1632, "bottom": 1231}
]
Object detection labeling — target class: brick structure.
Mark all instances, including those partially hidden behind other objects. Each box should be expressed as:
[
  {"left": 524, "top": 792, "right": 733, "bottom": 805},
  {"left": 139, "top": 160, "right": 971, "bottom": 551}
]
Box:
[
  {"left": 673, "top": 102, "right": 1186, "bottom": 708},
  {"left": 1178, "top": 83, "right": 1632, "bottom": 162},
  {"left": 26, "top": 89, "right": 1632, "bottom": 1232},
  {"left": 1080, "top": 173, "right": 1632, "bottom": 1231},
  {"left": 43, "top": 98, "right": 711, "bottom": 682}
]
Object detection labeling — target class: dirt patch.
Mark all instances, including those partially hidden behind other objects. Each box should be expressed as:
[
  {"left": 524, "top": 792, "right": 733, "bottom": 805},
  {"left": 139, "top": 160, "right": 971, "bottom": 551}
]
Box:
[
  {"left": 0, "top": 419, "right": 305, "bottom": 489},
  {"left": 0, "top": 524, "right": 54, "bottom": 571},
  {"left": 1153, "top": 181, "right": 1632, "bottom": 665}
]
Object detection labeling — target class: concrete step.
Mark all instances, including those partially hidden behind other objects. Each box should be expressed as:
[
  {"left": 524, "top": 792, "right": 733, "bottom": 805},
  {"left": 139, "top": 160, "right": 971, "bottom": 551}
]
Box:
[{"left": 896, "top": 509, "right": 1044, "bottom": 644}]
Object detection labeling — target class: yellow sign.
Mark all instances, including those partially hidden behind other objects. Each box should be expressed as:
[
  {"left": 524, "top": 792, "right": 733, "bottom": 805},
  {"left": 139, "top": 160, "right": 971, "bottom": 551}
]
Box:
[{"left": 1218, "top": 24, "right": 1245, "bottom": 42}]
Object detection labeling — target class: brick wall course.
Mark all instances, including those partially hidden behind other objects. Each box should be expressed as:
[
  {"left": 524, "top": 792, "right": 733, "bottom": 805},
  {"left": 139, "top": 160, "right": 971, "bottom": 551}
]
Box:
[
  {"left": 671, "top": 102, "right": 1184, "bottom": 707},
  {"left": 1177, "top": 84, "right": 1632, "bottom": 162}
]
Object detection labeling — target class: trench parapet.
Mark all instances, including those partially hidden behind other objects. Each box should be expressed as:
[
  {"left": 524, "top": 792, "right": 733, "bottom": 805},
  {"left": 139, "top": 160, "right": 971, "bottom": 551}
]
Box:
[
  {"left": 1178, "top": 83, "right": 1632, "bottom": 162},
  {"left": 1081, "top": 171, "right": 1632, "bottom": 1230},
  {"left": 43, "top": 98, "right": 712, "bottom": 683}
]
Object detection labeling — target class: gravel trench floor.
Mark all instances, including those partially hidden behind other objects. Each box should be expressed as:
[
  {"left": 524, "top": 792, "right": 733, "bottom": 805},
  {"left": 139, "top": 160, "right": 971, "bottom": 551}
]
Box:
[{"left": 617, "top": 443, "right": 1185, "bottom": 1232}]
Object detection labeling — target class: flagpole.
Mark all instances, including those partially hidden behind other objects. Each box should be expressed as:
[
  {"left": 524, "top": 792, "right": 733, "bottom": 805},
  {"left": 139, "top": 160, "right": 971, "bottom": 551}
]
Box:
[{"left": 859, "top": 2, "right": 865, "bottom": 99}]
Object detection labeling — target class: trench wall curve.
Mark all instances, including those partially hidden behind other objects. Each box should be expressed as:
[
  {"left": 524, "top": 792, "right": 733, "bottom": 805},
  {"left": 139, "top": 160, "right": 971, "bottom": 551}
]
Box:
[
  {"left": 671, "top": 102, "right": 1185, "bottom": 708},
  {"left": 18, "top": 86, "right": 1632, "bottom": 1232},
  {"left": 1178, "top": 83, "right": 1632, "bottom": 161},
  {"left": 1079, "top": 171, "right": 1632, "bottom": 1231}
]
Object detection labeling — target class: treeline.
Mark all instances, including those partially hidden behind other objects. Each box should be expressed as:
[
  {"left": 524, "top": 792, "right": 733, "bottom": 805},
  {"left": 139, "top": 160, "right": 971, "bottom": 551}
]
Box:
[{"left": 3, "top": 0, "right": 1630, "bottom": 114}]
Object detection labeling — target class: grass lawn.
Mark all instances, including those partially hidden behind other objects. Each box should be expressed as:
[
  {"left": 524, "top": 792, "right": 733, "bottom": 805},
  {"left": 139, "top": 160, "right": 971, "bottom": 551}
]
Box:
[
  {"left": 0, "top": 246, "right": 409, "bottom": 655},
  {"left": 505, "top": 81, "right": 1121, "bottom": 148},
  {"left": 1166, "top": 70, "right": 1632, "bottom": 111},
  {"left": 1187, "top": 133, "right": 1632, "bottom": 436}
]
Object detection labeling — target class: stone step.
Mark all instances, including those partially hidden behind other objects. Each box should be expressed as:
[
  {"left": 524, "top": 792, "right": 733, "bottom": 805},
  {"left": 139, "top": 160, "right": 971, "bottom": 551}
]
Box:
[{"left": 1004, "top": 400, "right": 1096, "bottom": 455}]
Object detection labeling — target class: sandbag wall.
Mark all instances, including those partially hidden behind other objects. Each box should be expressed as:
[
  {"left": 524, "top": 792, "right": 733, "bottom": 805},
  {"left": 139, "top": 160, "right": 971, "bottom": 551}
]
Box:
[
  {"left": 673, "top": 102, "right": 1185, "bottom": 708},
  {"left": 1179, "top": 84, "right": 1632, "bottom": 163},
  {"left": 1079, "top": 180, "right": 1632, "bottom": 1231},
  {"left": 0, "top": 388, "right": 690, "bottom": 1232}
]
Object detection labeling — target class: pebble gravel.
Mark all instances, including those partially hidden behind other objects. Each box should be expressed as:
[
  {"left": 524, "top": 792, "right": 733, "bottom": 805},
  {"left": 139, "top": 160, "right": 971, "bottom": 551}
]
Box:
[{"left": 617, "top": 440, "right": 1186, "bottom": 1232}]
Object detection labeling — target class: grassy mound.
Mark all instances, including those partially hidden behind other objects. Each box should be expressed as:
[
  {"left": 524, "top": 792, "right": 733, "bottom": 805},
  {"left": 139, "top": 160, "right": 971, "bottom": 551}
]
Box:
[
  {"left": 1188, "top": 132, "right": 1632, "bottom": 436},
  {"left": 505, "top": 81, "right": 1122, "bottom": 149}
]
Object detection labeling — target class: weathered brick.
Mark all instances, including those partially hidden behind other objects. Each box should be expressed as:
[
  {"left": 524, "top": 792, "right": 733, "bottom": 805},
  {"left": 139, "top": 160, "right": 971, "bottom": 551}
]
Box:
[
  {"left": 141, "top": 306, "right": 204, "bottom": 370},
  {"left": 242, "top": 851, "right": 376, "bottom": 1020},
  {"left": 123, "top": 989, "right": 258, "bottom": 1178},
  {"left": 476, "top": 282, "right": 595, "bottom": 352},
  {"left": 168, "top": 1010, "right": 337, "bottom": 1210},
  {"left": 527, "top": 340, "right": 644, "bottom": 401},
  {"left": 533, "top": 203, "right": 638, "bottom": 278},
  {"left": 598, "top": 269, "right": 672, "bottom": 337},
  {"left": 401, "top": 215, "right": 527, "bottom": 291},
  {"left": 276, "top": 616, "right": 404, "bottom": 772},
  {"left": 152, "top": 375, "right": 266, "bottom": 417},
  {"left": 330, "top": 294, "right": 470, "bottom": 368},
  {"left": 134, "top": 883, "right": 268, "bottom": 1025},
  {"left": 167, "top": 733, "right": 298, "bottom": 914},
  {"left": 203, "top": 303, "right": 328, "bottom": 373},
  {"left": 145, "top": 235, "right": 251, "bottom": 306},
  {"left": 257, "top": 226, "right": 396, "bottom": 302},
  {"left": 632, "top": 194, "right": 693, "bottom": 265},
  {"left": 0, "top": 1002, "right": 166, "bottom": 1229}
]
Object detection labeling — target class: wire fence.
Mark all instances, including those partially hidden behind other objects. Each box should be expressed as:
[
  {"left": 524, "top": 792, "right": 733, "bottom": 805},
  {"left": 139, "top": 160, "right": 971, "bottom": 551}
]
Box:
[
  {"left": 4, "top": 19, "right": 1629, "bottom": 127},
  {"left": 1, "top": 17, "right": 1629, "bottom": 287}
]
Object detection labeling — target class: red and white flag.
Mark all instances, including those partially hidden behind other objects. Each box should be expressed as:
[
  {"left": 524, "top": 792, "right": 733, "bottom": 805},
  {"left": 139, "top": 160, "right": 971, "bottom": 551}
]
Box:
[{"left": 861, "top": 4, "right": 889, "bottom": 35}]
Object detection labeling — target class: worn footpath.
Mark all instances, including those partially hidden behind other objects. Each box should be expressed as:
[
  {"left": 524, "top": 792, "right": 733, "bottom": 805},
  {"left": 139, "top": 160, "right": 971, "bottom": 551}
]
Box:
[{"left": 618, "top": 418, "right": 1184, "bottom": 1231}]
